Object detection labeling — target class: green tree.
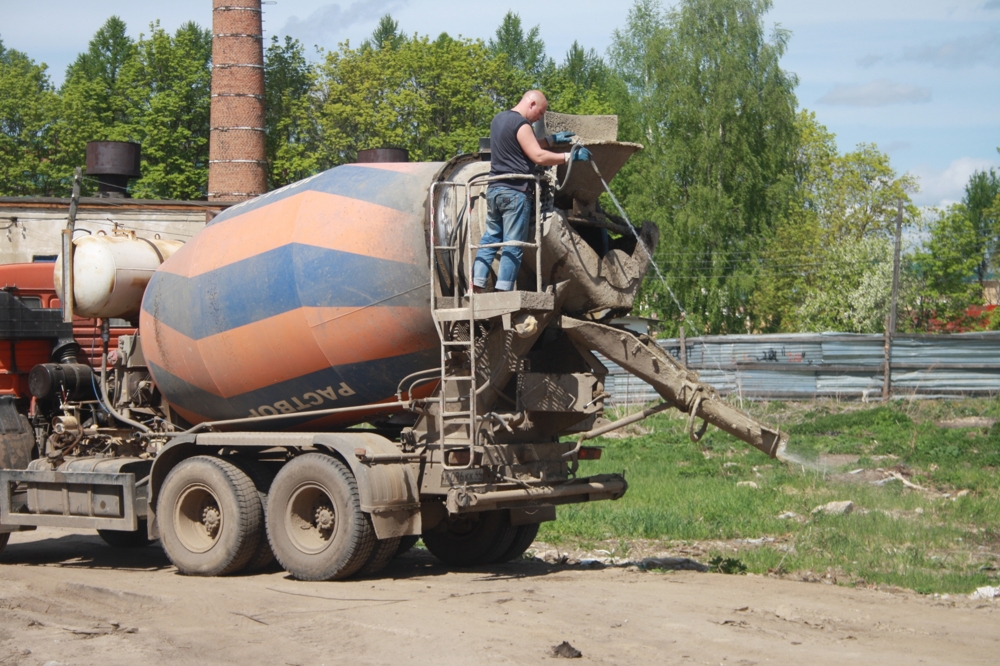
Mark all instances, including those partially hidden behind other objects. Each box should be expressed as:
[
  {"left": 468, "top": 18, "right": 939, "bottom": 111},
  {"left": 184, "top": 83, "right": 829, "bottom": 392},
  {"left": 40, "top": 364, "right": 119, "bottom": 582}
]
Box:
[
  {"left": 909, "top": 204, "right": 982, "bottom": 329},
  {"left": 611, "top": 0, "right": 800, "bottom": 334},
  {"left": 315, "top": 35, "right": 520, "bottom": 164},
  {"left": 487, "top": 12, "right": 549, "bottom": 83},
  {"left": 364, "top": 14, "right": 404, "bottom": 51},
  {"left": 750, "top": 111, "right": 832, "bottom": 331},
  {"left": 264, "top": 36, "right": 321, "bottom": 188},
  {"left": 820, "top": 143, "right": 918, "bottom": 241},
  {"left": 796, "top": 235, "right": 896, "bottom": 333},
  {"left": 0, "top": 39, "right": 61, "bottom": 195},
  {"left": 608, "top": 0, "right": 668, "bottom": 152},
  {"left": 962, "top": 168, "right": 1000, "bottom": 286},
  {"left": 53, "top": 17, "right": 137, "bottom": 193},
  {"left": 751, "top": 112, "right": 919, "bottom": 331},
  {"left": 120, "top": 21, "right": 212, "bottom": 199},
  {"left": 540, "top": 42, "right": 620, "bottom": 116}
]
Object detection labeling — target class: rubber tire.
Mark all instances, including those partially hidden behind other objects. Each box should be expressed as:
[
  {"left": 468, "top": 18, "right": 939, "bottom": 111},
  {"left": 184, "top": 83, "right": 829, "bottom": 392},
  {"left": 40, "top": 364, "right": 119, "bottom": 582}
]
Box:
[
  {"left": 493, "top": 523, "right": 539, "bottom": 563},
  {"left": 394, "top": 535, "right": 420, "bottom": 558},
  {"left": 357, "top": 537, "right": 401, "bottom": 576},
  {"left": 232, "top": 459, "right": 277, "bottom": 572},
  {"left": 97, "top": 520, "right": 153, "bottom": 548},
  {"left": 0, "top": 532, "right": 8, "bottom": 557},
  {"left": 266, "top": 453, "right": 376, "bottom": 581},
  {"left": 422, "top": 510, "right": 517, "bottom": 567},
  {"left": 158, "top": 456, "right": 263, "bottom": 577}
]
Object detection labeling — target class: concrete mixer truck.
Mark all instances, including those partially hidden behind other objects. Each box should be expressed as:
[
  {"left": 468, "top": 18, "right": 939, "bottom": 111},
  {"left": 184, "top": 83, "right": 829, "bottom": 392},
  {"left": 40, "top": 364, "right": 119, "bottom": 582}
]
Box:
[{"left": 0, "top": 114, "right": 787, "bottom": 581}]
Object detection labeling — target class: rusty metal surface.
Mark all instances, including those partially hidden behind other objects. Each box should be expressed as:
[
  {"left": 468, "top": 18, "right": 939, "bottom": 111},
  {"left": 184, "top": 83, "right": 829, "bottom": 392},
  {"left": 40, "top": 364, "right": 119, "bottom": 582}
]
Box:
[
  {"left": 357, "top": 148, "right": 409, "bottom": 163},
  {"left": 85, "top": 142, "right": 141, "bottom": 177}
]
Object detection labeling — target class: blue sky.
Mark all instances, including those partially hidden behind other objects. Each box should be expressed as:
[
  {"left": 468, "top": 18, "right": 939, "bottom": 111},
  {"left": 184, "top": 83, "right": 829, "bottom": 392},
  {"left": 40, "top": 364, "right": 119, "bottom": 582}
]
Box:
[{"left": 2, "top": 0, "right": 998, "bottom": 206}]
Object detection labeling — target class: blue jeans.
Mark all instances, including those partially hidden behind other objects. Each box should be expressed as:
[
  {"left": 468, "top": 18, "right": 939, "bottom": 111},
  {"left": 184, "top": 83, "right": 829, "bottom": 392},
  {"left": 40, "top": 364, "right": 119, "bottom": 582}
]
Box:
[{"left": 472, "top": 187, "right": 531, "bottom": 291}]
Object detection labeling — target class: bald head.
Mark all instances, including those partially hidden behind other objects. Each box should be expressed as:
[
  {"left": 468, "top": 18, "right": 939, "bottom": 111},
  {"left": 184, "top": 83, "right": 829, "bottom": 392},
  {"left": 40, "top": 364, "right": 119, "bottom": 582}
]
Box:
[{"left": 513, "top": 90, "right": 548, "bottom": 123}]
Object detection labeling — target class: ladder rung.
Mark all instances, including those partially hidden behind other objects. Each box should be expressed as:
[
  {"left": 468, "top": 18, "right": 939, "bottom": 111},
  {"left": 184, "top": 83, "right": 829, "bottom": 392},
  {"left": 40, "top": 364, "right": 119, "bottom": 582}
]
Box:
[
  {"left": 442, "top": 340, "right": 471, "bottom": 346},
  {"left": 471, "top": 241, "right": 537, "bottom": 250},
  {"left": 434, "top": 245, "right": 458, "bottom": 250},
  {"left": 442, "top": 376, "right": 475, "bottom": 381}
]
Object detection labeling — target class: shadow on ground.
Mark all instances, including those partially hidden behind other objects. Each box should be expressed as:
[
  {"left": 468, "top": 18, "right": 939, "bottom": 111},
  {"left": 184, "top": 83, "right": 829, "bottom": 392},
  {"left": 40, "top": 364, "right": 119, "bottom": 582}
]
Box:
[{"left": 1, "top": 533, "right": 698, "bottom": 582}]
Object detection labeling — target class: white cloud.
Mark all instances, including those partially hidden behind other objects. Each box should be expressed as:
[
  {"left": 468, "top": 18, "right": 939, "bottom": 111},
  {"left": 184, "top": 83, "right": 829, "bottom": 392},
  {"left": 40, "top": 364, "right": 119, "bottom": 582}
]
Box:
[
  {"left": 881, "top": 140, "right": 912, "bottom": 154},
  {"left": 819, "top": 79, "right": 932, "bottom": 106},
  {"left": 281, "top": 1, "right": 407, "bottom": 46},
  {"left": 911, "top": 156, "right": 999, "bottom": 206},
  {"left": 901, "top": 29, "right": 1000, "bottom": 68}
]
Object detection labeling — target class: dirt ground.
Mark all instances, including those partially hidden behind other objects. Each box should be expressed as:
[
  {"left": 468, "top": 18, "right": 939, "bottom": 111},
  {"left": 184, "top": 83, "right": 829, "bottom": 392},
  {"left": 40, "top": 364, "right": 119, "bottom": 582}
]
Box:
[{"left": 0, "top": 528, "right": 996, "bottom": 666}]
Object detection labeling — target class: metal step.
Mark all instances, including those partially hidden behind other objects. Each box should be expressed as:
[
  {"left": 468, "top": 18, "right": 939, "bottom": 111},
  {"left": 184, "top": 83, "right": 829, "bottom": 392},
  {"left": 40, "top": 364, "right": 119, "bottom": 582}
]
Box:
[
  {"left": 434, "top": 307, "right": 472, "bottom": 322},
  {"left": 434, "top": 290, "right": 555, "bottom": 323}
]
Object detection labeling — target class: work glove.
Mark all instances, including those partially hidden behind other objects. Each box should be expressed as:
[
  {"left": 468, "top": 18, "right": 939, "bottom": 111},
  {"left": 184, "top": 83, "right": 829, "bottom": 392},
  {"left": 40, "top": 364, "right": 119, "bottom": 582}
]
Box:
[
  {"left": 549, "top": 131, "right": 575, "bottom": 145},
  {"left": 572, "top": 146, "right": 592, "bottom": 162}
]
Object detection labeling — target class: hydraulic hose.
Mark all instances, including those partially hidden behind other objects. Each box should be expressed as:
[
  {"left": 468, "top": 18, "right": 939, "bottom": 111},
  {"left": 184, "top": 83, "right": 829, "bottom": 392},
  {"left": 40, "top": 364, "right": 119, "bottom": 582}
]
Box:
[
  {"left": 96, "top": 319, "right": 151, "bottom": 433},
  {"left": 555, "top": 143, "right": 585, "bottom": 191}
]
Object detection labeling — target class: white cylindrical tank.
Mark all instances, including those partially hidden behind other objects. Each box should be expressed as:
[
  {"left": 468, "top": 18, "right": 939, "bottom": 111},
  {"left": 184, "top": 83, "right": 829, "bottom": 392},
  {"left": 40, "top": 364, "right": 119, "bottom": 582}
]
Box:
[{"left": 54, "top": 231, "right": 184, "bottom": 320}]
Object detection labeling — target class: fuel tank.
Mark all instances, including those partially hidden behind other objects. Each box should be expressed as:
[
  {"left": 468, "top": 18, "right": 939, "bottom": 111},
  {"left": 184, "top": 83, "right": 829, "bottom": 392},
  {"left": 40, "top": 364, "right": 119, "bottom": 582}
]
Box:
[
  {"left": 139, "top": 162, "right": 443, "bottom": 427},
  {"left": 55, "top": 232, "right": 184, "bottom": 320}
]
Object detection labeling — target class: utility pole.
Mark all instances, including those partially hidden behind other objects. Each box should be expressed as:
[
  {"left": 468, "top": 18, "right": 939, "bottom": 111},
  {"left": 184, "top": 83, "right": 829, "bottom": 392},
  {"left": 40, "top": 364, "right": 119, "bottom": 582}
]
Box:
[
  {"left": 882, "top": 200, "right": 903, "bottom": 402},
  {"left": 61, "top": 167, "right": 82, "bottom": 323}
]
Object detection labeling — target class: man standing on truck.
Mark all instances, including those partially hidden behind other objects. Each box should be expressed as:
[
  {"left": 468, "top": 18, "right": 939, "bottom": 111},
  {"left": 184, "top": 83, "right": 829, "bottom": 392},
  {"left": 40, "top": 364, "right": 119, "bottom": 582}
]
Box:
[{"left": 472, "top": 90, "right": 592, "bottom": 292}]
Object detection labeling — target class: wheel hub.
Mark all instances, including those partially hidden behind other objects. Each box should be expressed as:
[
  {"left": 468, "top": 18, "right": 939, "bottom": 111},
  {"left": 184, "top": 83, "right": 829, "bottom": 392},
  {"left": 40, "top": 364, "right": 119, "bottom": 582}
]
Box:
[
  {"left": 174, "top": 483, "right": 223, "bottom": 554},
  {"left": 314, "top": 506, "right": 335, "bottom": 531},
  {"left": 285, "top": 482, "right": 337, "bottom": 554},
  {"left": 202, "top": 506, "right": 221, "bottom": 536}
]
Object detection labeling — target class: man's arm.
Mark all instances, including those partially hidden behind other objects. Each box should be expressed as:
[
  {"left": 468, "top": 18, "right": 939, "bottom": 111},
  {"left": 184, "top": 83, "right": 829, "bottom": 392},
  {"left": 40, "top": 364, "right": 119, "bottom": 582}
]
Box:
[{"left": 516, "top": 124, "right": 569, "bottom": 167}]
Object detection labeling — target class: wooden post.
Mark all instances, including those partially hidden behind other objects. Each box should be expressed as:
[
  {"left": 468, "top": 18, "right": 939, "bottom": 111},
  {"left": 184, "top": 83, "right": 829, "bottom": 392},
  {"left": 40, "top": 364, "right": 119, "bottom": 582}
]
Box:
[
  {"left": 882, "top": 200, "right": 903, "bottom": 402},
  {"left": 679, "top": 315, "right": 687, "bottom": 366},
  {"left": 61, "top": 167, "right": 82, "bottom": 323}
]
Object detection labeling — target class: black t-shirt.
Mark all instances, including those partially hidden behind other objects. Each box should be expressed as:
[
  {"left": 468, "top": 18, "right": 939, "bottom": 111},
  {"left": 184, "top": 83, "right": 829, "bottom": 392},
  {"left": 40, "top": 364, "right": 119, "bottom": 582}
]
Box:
[{"left": 488, "top": 110, "right": 534, "bottom": 192}]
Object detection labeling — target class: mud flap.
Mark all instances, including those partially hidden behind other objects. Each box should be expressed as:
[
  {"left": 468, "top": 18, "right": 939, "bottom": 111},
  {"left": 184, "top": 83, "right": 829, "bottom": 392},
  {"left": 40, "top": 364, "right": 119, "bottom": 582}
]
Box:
[
  {"left": 0, "top": 396, "right": 34, "bottom": 534},
  {"left": 0, "top": 396, "right": 34, "bottom": 473}
]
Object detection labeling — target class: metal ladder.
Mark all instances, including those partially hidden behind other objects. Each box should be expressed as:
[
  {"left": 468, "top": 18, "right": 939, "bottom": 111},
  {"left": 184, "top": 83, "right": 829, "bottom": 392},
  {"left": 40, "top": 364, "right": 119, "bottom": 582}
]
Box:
[{"left": 427, "top": 174, "right": 542, "bottom": 469}]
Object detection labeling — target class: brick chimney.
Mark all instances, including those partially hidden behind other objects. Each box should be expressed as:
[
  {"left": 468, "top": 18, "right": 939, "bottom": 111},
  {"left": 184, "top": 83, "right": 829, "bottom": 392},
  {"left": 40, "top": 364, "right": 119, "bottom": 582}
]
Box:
[{"left": 209, "top": 0, "right": 267, "bottom": 201}]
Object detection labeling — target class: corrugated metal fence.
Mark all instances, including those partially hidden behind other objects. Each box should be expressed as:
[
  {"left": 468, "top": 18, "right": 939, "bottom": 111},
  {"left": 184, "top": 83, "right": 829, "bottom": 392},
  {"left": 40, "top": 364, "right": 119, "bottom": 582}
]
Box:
[{"left": 601, "top": 332, "right": 1000, "bottom": 405}]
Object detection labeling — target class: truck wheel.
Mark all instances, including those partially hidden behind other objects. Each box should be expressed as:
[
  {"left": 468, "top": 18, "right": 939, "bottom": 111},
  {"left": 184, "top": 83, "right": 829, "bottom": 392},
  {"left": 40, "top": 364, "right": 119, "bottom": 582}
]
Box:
[
  {"left": 266, "top": 453, "right": 376, "bottom": 581},
  {"left": 0, "top": 532, "right": 8, "bottom": 557},
  {"left": 98, "top": 520, "right": 153, "bottom": 548},
  {"left": 233, "top": 459, "right": 277, "bottom": 573},
  {"left": 158, "top": 456, "right": 262, "bottom": 576},
  {"left": 394, "top": 535, "right": 420, "bottom": 558},
  {"left": 357, "top": 537, "right": 401, "bottom": 576},
  {"left": 493, "top": 523, "right": 539, "bottom": 563},
  {"left": 422, "top": 510, "right": 517, "bottom": 567}
]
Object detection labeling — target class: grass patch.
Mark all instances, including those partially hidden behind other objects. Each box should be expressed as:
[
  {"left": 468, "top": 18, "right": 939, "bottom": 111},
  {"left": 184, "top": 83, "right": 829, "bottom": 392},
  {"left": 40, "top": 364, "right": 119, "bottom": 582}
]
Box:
[{"left": 538, "top": 397, "right": 1000, "bottom": 595}]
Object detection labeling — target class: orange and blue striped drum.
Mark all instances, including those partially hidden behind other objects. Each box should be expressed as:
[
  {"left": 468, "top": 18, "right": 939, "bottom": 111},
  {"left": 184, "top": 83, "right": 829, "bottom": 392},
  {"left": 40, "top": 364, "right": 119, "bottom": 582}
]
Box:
[{"left": 139, "top": 162, "right": 443, "bottom": 427}]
